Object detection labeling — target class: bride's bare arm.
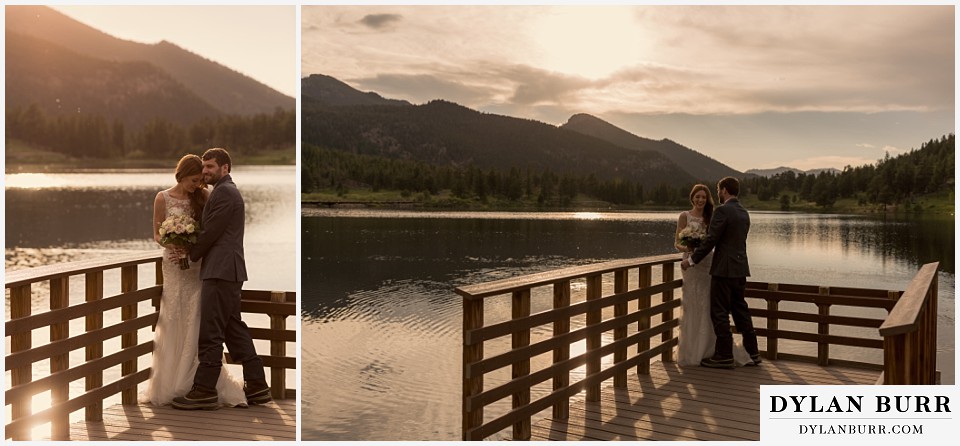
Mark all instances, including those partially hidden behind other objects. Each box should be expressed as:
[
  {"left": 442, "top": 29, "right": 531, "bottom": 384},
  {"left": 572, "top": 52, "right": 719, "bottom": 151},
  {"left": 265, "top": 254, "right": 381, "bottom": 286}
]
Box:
[
  {"left": 153, "top": 192, "right": 179, "bottom": 253},
  {"left": 675, "top": 212, "right": 688, "bottom": 252},
  {"left": 153, "top": 192, "right": 165, "bottom": 245}
]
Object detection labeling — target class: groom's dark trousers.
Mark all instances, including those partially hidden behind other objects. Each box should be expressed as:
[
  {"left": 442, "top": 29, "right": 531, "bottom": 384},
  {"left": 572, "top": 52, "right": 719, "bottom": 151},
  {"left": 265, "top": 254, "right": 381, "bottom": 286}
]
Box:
[
  {"left": 190, "top": 173, "right": 265, "bottom": 391},
  {"left": 196, "top": 279, "right": 264, "bottom": 389},
  {"left": 691, "top": 197, "right": 759, "bottom": 359}
]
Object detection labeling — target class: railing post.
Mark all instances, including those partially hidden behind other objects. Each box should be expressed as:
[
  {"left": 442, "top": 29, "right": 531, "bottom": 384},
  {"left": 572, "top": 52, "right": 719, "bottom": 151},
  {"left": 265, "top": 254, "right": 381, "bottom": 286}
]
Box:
[
  {"left": 462, "top": 298, "right": 484, "bottom": 440},
  {"left": 925, "top": 278, "right": 938, "bottom": 383},
  {"left": 882, "top": 334, "right": 902, "bottom": 384},
  {"left": 883, "top": 290, "right": 899, "bottom": 384},
  {"left": 552, "top": 281, "right": 570, "bottom": 419},
  {"left": 85, "top": 271, "right": 104, "bottom": 420},
  {"left": 270, "top": 291, "right": 288, "bottom": 400},
  {"left": 511, "top": 289, "right": 531, "bottom": 440},
  {"left": 637, "top": 265, "right": 652, "bottom": 375},
  {"left": 585, "top": 274, "right": 602, "bottom": 402},
  {"left": 817, "top": 287, "right": 830, "bottom": 366},
  {"left": 10, "top": 284, "right": 32, "bottom": 441},
  {"left": 613, "top": 269, "right": 628, "bottom": 388},
  {"left": 120, "top": 265, "right": 138, "bottom": 405},
  {"left": 661, "top": 263, "right": 675, "bottom": 362},
  {"left": 50, "top": 277, "right": 70, "bottom": 440},
  {"left": 766, "top": 283, "right": 779, "bottom": 360}
]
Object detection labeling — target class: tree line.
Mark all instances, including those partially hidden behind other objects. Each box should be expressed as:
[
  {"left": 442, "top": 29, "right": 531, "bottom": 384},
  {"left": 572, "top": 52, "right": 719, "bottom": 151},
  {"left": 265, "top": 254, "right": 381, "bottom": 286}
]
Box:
[
  {"left": 6, "top": 104, "right": 295, "bottom": 158},
  {"left": 745, "top": 134, "right": 954, "bottom": 209},
  {"left": 303, "top": 143, "right": 702, "bottom": 206},
  {"left": 306, "top": 133, "right": 953, "bottom": 210}
]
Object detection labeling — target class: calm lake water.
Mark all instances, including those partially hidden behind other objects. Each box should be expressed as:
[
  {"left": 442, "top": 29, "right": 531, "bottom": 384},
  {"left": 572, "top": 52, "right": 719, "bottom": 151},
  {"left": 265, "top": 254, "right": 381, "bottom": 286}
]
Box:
[
  {"left": 4, "top": 166, "right": 296, "bottom": 435},
  {"left": 301, "top": 208, "right": 955, "bottom": 441}
]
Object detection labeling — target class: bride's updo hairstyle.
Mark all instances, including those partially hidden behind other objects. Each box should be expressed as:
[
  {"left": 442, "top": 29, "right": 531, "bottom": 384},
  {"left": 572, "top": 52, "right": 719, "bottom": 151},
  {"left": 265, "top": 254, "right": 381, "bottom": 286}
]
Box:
[
  {"left": 175, "top": 154, "right": 208, "bottom": 221},
  {"left": 689, "top": 184, "right": 715, "bottom": 224}
]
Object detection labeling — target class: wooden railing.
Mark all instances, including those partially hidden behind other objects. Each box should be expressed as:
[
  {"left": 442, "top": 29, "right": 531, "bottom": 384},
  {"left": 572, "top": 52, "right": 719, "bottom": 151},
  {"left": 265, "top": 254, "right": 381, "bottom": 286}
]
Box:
[
  {"left": 744, "top": 280, "right": 900, "bottom": 370},
  {"left": 878, "top": 262, "right": 939, "bottom": 384},
  {"left": 456, "top": 255, "right": 939, "bottom": 440},
  {"left": 456, "top": 254, "right": 683, "bottom": 441},
  {"left": 4, "top": 252, "right": 296, "bottom": 440}
]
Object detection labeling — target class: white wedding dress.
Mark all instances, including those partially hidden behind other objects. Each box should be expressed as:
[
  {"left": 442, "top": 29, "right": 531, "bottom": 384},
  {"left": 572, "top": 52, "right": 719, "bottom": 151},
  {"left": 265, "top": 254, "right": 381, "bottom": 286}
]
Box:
[
  {"left": 140, "top": 190, "right": 247, "bottom": 407},
  {"left": 677, "top": 212, "right": 752, "bottom": 367}
]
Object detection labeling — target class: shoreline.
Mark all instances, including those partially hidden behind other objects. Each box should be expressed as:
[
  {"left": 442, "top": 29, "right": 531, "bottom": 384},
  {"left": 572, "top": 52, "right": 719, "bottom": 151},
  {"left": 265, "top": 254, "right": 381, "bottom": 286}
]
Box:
[{"left": 301, "top": 199, "right": 955, "bottom": 217}]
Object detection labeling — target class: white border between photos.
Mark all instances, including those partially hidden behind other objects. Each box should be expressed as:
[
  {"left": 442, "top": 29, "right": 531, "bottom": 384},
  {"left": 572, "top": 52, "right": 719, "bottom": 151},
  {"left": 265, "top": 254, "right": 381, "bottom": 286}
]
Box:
[{"left": 2, "top": 1, "right": 958, "bottom": 445}]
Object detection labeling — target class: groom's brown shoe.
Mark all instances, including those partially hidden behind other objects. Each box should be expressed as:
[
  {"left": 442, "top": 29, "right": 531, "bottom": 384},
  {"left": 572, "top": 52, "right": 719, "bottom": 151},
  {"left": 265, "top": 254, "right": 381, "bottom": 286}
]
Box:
[
  {"left": 172, "top": 385, "right": 219, "bottom": 410},
  {"left": 700, "top": 356, "right": 735, "bottom": 369},
  {"left": 244, "top": 380, "right": 272, "bottom": 405}
]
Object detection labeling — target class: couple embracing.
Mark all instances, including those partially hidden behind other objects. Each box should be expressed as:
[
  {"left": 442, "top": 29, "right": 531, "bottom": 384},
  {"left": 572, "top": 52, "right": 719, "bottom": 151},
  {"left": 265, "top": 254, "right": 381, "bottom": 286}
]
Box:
[
  {"left": 676, "top": 177, "right": 762, "bottom": 369},
  {"left": 140, "top": 148, "right": 271, "bottom": 409}
]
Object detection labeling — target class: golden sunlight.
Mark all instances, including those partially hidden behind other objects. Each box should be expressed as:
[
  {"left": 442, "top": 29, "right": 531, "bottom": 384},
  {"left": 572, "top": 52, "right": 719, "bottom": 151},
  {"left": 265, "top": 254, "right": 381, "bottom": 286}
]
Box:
[
  {"left": 530, "top": 7, "right": 647, "bottom": 79},
  {"left": 4, "top": 173, "right": 70, "bottom": 189},
  {"left": 572, "top": 212, "right": 603, "bottom": 220}
]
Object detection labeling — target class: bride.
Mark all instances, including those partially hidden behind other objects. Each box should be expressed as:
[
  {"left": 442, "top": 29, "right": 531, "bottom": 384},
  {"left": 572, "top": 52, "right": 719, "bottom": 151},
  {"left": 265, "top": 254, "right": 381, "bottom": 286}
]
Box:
[
  {"left": 140, "top": 154, "right": 247, "bottom": 407},
  {"left": 675, "top": 184, "right": 751, "bottom": 367}
]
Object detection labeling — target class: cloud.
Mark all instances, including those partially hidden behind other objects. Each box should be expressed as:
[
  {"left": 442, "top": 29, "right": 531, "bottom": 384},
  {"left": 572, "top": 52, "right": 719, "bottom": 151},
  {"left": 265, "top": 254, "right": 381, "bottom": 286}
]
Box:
[
  {"left": 359, "top": 13, "right": 402, "bottom": 30},
  {"left": 856, "top": 143, "right": 876, "bottom": 149},
  {"left": 882, "top": 145, "right": 908, "bottom": 156},
  {"left": 351, "top": 73, "right": 495, "bottom": 105},
  {"left": 782, "top": 155, "right": 878, "bottom": 171},
  {"left": 494, "top": 65, "right": 592, "bottom": 105}
]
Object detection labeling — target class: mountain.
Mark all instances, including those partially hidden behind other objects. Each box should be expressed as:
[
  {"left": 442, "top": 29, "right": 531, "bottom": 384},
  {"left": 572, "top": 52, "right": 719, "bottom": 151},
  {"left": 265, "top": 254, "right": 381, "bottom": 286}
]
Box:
[
  {"left": 6, "top": 32, "right": 221, "bottom": 128},
  {"left": 746, "top": 167, "right": 842, "bottom": 177},
  {"left": 302, "top": 77, "right": 695, "bottom": 188},
  {"left": 302, "top": 74, "right": 411, "bottom": 107},
  {"left": 5, "top": 5, "right": 293, "bottom": 127},
  {"left": 560, "top": 113, "right": 742, "bottom": 182}
]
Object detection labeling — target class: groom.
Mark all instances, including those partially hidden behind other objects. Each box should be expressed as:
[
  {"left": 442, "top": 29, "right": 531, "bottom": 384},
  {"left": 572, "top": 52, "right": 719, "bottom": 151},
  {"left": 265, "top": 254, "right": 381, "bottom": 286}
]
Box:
[
  {"left": 681, "top": 177, "right": 761, "bottom": 369},
  {"left": 172, "top": 148, "right": 271, "bottom": 410}
]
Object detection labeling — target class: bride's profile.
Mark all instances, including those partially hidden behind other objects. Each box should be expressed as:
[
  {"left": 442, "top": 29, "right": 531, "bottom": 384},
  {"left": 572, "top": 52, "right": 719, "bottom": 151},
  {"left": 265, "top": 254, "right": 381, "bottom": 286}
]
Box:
[
  {"left": 675, "top": 184, "right": 750, "bottom": 367},
  {"left": 140, "top": 154, "right": 246, "bottom": 407}
]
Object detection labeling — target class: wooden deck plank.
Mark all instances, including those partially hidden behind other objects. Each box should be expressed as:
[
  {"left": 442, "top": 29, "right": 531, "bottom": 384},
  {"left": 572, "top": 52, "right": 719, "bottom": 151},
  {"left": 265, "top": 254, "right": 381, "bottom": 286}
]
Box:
[
  {"left": 45, "top": 400, "right": 296, "bottom": 441},
  {"left": 532, "top": 359, "right": 880, "bottom": 441}
]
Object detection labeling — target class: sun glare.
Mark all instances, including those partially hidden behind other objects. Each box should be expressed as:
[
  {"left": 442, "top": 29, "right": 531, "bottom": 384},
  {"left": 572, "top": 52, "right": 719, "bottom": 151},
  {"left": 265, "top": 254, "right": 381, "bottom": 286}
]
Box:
[
  {"left": 573, "top": 212, "right": 603, "bottom": 220},
  {"left": 531, "top": 7, "right": 647, "bottom": 80},
  {"left": 4, "top": 174, "right": 70, "bottom": 189}
]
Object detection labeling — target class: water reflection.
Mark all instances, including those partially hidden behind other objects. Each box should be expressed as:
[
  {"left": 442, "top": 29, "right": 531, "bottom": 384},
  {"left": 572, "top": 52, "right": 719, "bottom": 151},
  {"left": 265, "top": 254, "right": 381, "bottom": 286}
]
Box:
[{"left": 301, "top": 209, "right": 955, "bottom": 441}]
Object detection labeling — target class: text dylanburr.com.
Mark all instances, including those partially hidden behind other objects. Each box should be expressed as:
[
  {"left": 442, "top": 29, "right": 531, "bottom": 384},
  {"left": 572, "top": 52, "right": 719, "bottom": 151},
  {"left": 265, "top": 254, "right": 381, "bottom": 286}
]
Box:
[{"left": 761, "top": 385, "right": 958, "bottom": 444}]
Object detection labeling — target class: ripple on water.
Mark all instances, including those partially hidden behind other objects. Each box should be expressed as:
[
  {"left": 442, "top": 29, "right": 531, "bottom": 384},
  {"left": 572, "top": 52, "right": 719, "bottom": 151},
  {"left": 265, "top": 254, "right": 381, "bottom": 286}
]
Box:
[{"left": 302, "top": 276, "right": 466, "bottom": 440}]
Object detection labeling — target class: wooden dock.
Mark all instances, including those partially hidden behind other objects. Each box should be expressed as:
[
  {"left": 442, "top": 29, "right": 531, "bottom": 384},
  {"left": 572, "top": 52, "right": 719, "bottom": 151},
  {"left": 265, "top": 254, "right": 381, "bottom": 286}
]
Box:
[
  {"left": 5, "top": 252, "right": 298, "bottom": 441},
  {"left": 531, "top": 360, "right": 879, "bottom": 441},
  {"left": 455, "top": 255, "right": 939, "bottom": 440},
  {"left": 47, "top": 399, "right": 296, "bottom": 441}
]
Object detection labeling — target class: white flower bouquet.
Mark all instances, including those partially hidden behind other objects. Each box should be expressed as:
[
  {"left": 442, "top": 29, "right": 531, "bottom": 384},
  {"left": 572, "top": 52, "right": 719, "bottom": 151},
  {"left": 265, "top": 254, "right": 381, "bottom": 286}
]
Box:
[
  {"left": 678, "top": 225, "right": 705, "bottom": 249},
  {"left": 159, "top": 214, "right": 199, "bottom": 269}
]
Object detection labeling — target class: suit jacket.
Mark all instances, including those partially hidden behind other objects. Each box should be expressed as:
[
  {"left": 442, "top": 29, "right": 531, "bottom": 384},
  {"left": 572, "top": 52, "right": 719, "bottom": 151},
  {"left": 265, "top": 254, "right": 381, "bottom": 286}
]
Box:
[
  {"left": 690, "top": 197, "right": 751, "bottom": 278},
  {"left": 189, "top": 174, "right": 248, "bottom": 282}
]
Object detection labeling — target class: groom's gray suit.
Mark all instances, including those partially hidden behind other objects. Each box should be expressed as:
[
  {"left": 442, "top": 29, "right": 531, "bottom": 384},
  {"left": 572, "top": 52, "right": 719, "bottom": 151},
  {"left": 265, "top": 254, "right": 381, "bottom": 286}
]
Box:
[{"left": 189, "top": 174, "right": 264, "bottom": 391}]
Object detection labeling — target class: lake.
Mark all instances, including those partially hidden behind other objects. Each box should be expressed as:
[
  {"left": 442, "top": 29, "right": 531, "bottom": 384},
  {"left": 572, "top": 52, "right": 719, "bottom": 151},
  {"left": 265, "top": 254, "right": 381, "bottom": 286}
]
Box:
[
  {"left": 3, "top": 166, "right": 296, "bottom": 435},
  {"left": 301, "top": 208, "right": 955, "bottom": 441},
  {"left": 5, "top": 166, "right": 296, "bottom": 293}
]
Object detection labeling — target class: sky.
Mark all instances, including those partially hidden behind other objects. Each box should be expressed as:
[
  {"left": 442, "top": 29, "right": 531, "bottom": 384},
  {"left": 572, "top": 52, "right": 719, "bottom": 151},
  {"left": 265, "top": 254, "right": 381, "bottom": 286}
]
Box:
[
  {"left": 303, "top": 5, "right": 955, "bottom": 172},
  {"left": 52, "top": 5, "right": 297, "bottom": 99}
]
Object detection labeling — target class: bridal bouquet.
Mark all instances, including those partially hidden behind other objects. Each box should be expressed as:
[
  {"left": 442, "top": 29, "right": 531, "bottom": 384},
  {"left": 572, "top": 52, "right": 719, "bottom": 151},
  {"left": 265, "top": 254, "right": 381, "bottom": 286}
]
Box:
[
  {"left": 678, "top": 226, "right": 706, "bottom": 249},
  {"left": 159, "top": 214, "right": 199, "bottom": 269}
]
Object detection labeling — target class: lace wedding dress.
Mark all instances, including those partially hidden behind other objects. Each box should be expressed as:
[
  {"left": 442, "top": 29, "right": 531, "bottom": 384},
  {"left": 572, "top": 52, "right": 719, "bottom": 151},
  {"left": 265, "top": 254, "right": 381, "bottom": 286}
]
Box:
[
  {"left": 677, "top": 212, "right": 751, "bottom": 367},
  {"left": 140, "top": 190, "right": 247, "bottom": 406}
]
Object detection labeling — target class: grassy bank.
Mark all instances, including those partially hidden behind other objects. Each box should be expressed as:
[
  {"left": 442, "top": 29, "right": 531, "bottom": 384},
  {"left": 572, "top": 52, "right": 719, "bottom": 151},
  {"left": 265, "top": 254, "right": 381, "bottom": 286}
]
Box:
[
  {"left": 739, "top": 190, "right": 955, "bottom": 215},
  {"left": 305, "top": 187, "right": 955, "bottom": 215},
  {"left": 4, "top": 139, "right": 295, "bottom": 173}
]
